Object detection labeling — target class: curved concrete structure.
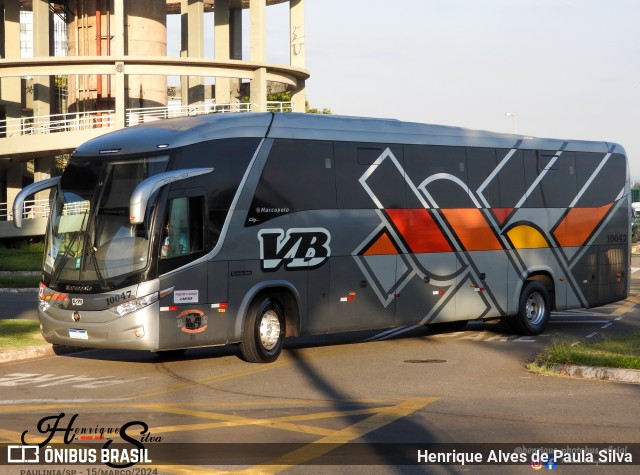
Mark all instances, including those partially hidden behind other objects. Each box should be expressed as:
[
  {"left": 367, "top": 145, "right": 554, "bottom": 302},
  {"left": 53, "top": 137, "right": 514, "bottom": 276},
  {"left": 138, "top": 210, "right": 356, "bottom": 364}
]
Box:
[{"left": 0, "top": 0, "right": 308, "bottom": 237}]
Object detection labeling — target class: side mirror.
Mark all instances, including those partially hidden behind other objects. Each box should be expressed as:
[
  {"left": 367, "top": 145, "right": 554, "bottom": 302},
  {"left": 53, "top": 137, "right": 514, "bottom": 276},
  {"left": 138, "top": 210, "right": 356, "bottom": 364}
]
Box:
[
  {"left": 12, "top": 176, "right": 61, "bottom": 228},
  {"left": 128, "top": 168, "right": 213, "bottom": 224}
]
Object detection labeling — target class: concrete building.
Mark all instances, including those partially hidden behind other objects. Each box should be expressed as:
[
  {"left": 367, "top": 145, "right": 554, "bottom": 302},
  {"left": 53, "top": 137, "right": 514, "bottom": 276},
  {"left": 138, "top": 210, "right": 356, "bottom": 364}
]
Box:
[{"left": 0, "top": 0, "right": 309, "bottom": 238}]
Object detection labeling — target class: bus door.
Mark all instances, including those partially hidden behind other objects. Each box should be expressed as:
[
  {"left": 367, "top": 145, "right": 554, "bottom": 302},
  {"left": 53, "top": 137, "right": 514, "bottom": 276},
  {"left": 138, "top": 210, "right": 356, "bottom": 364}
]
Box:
[{"left": 156, "top": 191, "right": 228, "bottom": 348}]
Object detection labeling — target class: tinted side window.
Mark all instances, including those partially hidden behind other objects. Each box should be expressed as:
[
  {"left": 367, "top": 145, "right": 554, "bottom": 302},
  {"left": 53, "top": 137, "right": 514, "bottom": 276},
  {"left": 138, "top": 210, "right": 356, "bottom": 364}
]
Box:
[
  {"left": 574, "top": 152, "right": 626, "bottom": 207},
  {"left": 488, "top": 149, "right": 527, "bottom": 209},
  {"left": 466, "top": 147, "right": 499, "bottom": 208},
  {"left": 170, "top": 138, "right": 259, "bottom": 247},
  {"left": 335, "top": 142, "right": 405, "bottom": 209},
  {"left": 523, "top": 150, "right": 577, "bottom": 208},
  {"left": 247, "top": 139, "right": 336, "bottom": 225},
  {"left": 404, "top": 145, "right": 468, "bottom": 208},
  {"left": 160, "top": 196, "right": 205, "bottom": 259}
]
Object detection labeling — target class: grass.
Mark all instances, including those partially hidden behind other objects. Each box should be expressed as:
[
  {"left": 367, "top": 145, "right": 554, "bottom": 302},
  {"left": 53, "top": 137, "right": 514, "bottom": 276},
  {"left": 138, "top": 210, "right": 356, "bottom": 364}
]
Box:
[
  {"left": 0, "top": 319, "right": 47, "bottom": 351},
  {"left": 0, "top": 241, "right": 44, "bottom": 271},
  {"left": 530, "top": 334, "right": 640, "bottom": 371}
]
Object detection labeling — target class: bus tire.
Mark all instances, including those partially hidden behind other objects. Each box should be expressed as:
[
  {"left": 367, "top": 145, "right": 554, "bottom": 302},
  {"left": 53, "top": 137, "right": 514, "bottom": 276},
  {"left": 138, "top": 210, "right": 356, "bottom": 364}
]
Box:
[
  {"left": 510, "top": 281, "right": 550, "bottom": 335},
  {"left": 240, "top": 297, "right": 285, "bottom": 363}
]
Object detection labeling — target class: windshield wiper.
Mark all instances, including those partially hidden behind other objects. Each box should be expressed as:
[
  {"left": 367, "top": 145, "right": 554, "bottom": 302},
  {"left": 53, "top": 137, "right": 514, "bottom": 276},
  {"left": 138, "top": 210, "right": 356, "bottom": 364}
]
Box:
[
  {"left": 49, "top": 224, "right": 86, "bottom": 289},
  {"left": 86, "top": 237, "right": 109, "bottom": 291}
]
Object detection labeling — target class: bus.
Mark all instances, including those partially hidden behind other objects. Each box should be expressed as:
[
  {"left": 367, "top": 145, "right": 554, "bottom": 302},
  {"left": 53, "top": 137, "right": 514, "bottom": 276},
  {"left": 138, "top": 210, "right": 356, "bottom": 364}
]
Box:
[{"left": 13, "top": 113, "right": 630, "bottom": 362}]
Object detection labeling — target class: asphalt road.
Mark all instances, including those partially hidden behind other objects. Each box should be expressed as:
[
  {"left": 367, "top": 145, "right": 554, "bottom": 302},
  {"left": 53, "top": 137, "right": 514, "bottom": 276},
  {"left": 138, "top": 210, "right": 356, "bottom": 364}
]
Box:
[
  {"left": 1, "top": 263, "right": 639, "bottom": 474},
  {"left": 0, "top": 288, "right": 38, "bottom": 320}
]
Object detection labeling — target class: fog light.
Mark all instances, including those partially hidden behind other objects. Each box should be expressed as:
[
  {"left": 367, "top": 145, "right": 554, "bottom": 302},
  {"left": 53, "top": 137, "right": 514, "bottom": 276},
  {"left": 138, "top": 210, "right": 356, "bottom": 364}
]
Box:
[{"left": 133, "top": 327, "right": 145, "bottom": 339}]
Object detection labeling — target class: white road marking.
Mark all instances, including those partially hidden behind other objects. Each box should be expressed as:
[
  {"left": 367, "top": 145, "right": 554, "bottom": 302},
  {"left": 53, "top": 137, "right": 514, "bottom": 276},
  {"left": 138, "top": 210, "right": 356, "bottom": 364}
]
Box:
[
  {"left": 551, "top": 320, "right": 610, "bottom": 324},
  {"left": 0, "top": 398, "right": 133, "bottom": 405},
  {"left": 0, "top": 373, "right": 146, "bottom": 388}
]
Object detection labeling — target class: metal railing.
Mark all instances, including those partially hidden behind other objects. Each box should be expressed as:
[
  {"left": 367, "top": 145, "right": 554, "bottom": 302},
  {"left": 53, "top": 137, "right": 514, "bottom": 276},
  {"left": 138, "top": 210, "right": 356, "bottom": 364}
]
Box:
[
  {"left": 1, "top": 101, "right": 294, "bottom": 137},
  {"left": 0, "top": 101, "right": 293, "bottom": 227},
  {"left": 125, "top": 102, "right": 253, "bottom": 126},
  {"left": 126, "top": 101, "right": 294, "bottom": 125},
  {"left": 0, "top": 199, "right": 51, "bottom": 222},
  {"left": 0, "top": 110, "right": 115, "bottom": 138},
  {"left": 267, "top": 101, "right": 294, "bottom": 113}
]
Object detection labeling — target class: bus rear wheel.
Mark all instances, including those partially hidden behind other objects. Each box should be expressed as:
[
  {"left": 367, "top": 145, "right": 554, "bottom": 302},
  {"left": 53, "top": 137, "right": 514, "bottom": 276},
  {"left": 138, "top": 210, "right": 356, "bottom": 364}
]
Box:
[
  {"left": 508, "top": 281, "right": 550, "bottom": 335},
  {"left": 240, "top": 297, "right": 285, "bottom": 363}
]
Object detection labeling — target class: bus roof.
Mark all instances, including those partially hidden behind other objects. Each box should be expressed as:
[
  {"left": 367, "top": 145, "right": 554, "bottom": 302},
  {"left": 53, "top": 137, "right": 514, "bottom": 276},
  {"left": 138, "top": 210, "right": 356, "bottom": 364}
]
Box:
[{"left": 73, "top": 112, "right": 625, "bottom": 157}]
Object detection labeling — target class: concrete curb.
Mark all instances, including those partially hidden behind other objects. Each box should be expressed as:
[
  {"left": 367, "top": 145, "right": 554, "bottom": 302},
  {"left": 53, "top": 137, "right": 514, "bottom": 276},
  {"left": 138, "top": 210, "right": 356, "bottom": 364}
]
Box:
[
  {"left": 0, "top": 287, "right": 38, "bottom": 293},
  {"left": 0, "top": 345, "right": 55, "bottom": 363},
  {"left": 0, "top": 344, "right": 84, "bottom": 363},
  {"left": 552, "top": 364, "right": 640, "bottom": 384}
]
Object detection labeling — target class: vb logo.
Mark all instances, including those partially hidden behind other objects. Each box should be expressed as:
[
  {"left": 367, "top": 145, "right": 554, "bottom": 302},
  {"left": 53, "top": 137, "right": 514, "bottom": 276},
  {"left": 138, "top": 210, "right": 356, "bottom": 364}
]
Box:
[{"left": 258, "top": 228, "right": 331, "bottom": 271}]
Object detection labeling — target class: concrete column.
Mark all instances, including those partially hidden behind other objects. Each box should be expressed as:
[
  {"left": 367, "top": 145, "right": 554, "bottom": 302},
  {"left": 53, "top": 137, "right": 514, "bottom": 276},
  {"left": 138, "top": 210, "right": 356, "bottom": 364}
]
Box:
[
  {"left": 230, "top": 8, "right": 243, "bottom": 104},
  {"left": 250, "top": 0, "right": 266, "bottom": 61},
  {"left": 6, "top": 162, "right": 26, "bottom": 207},
  {"left": 230, "top": 9, "right": 243, "bottom": 60},
  {"left": 250, "top": 0, "right": 266, "bottom": 112},
  {"left": 114, "top": 0, "right": 125, "bottom": 57},
  {"left": 0, "top": 8, "right": 4, "bottom": 59},
  {"left": 214, "top": 0, "right": 231, "bottom": 106},
  {"left": 1, "top": 0, "right": 22, "bottom": 126},
  {"left": 290, "top": 0, "right": 305, "bottom": 67},
  {"left": 188, "top": 0, "right": 204, "bottom": 106},
  {"left": 2, "top": 0, "right": 20, "bottom": 59},
  {"left": 33, "top": 0, "right": 52, "bottom": 123},
  {"left": 290, "top": 0, "right": 306, "bottom": 112},
  {"left": 180, "top": 0, "right": 189, "bottom": 107},
  {"left": 250, "top": 67, "right": 267, "bottom": 113},
  {"left": 114, "top": 0, "right": 126, "bottom": 128}
]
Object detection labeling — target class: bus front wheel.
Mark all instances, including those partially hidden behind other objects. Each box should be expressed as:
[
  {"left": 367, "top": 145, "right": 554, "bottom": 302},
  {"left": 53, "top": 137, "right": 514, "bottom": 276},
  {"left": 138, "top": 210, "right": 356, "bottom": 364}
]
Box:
[
  {"left": 508, "top": 281, "right": 551, "bottom": 335},
  {"left": 240, "top": 297, "right": 285, "bottom": 363}
]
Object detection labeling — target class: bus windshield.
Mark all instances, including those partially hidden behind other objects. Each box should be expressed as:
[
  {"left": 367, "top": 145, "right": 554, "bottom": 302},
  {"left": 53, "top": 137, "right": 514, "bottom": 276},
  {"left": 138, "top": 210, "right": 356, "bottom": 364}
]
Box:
[{"left": 44, "top": 155, "right": 169, "bottom": 284}]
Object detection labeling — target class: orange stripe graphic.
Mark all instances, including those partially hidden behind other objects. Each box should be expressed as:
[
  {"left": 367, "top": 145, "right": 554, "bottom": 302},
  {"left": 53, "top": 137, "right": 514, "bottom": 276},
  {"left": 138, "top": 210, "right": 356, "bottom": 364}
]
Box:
[
  {"left": 386, "top": 209, "right": 452, "bottom": 253},
  {"left": 364, "top": 232, "right": 398, "bottom": 255},
  {"left": 553, "top": 204, "right": 613, "bottom": 247},
  {"left": 492, "top": 208, "right": 514, "bottom": 225},
  {"left": 441, "top": 208, "right": 503, "bottom": 251}
]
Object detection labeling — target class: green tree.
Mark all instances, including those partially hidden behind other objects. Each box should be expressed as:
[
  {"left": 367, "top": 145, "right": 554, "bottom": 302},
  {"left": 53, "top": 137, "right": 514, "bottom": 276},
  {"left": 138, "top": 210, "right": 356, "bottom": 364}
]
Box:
[{"left": 266, "top": 91, "right": 331, "bottom": 114}]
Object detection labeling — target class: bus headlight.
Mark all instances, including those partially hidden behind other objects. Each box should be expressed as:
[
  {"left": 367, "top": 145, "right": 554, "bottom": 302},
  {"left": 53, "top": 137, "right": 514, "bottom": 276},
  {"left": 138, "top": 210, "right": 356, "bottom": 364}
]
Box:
[{"left": 110, "top": 292, "right": 158, "bottom": 317}]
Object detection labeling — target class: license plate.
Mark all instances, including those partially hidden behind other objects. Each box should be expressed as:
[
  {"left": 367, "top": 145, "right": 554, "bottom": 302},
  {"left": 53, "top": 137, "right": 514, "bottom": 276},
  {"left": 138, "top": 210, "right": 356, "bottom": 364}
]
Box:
[{"left": 69, "top": 329, "right": 88, "bottom": 340}]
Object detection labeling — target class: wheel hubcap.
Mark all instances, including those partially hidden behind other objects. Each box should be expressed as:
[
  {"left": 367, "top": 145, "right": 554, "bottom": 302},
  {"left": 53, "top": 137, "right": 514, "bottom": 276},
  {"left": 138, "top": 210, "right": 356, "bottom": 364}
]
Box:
[
  {"left": 259, "top": 310, "right": 281, "bottom": 350},
  {"left": 525, "top": 292, "right": 545, "bottom": 325}
]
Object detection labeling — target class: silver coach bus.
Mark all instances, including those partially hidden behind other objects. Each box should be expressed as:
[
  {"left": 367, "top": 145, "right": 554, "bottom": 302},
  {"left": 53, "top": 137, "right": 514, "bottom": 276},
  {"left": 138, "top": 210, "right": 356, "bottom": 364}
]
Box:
[{"left": 13, "top": 113, "right": 630, "bottom": 362}]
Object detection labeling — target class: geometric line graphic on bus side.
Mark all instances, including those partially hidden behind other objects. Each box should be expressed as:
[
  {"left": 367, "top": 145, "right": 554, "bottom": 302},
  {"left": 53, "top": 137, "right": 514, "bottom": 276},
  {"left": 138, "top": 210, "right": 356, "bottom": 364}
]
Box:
[
  {"left": 353, "top": 251, "right": 415, "bottom": 308},
  {"left": 353, "top": 146, "right": 623, "bottom": 316}
]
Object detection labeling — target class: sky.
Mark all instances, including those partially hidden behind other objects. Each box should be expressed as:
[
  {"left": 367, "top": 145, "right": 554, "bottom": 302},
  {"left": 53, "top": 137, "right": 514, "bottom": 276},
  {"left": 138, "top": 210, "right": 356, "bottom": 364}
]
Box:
[{"left": 170, "top": 0, "right": 640, "bottom": 176}]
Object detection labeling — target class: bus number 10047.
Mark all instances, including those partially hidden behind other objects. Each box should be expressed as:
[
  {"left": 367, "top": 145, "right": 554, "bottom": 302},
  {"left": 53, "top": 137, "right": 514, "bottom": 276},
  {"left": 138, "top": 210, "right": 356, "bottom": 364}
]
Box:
[
  {"left": 106, "top": 290, "right": 132, "bottom": 306},
  {"left": 607, "top": 234, "right": 627, "bottom": 244}
]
